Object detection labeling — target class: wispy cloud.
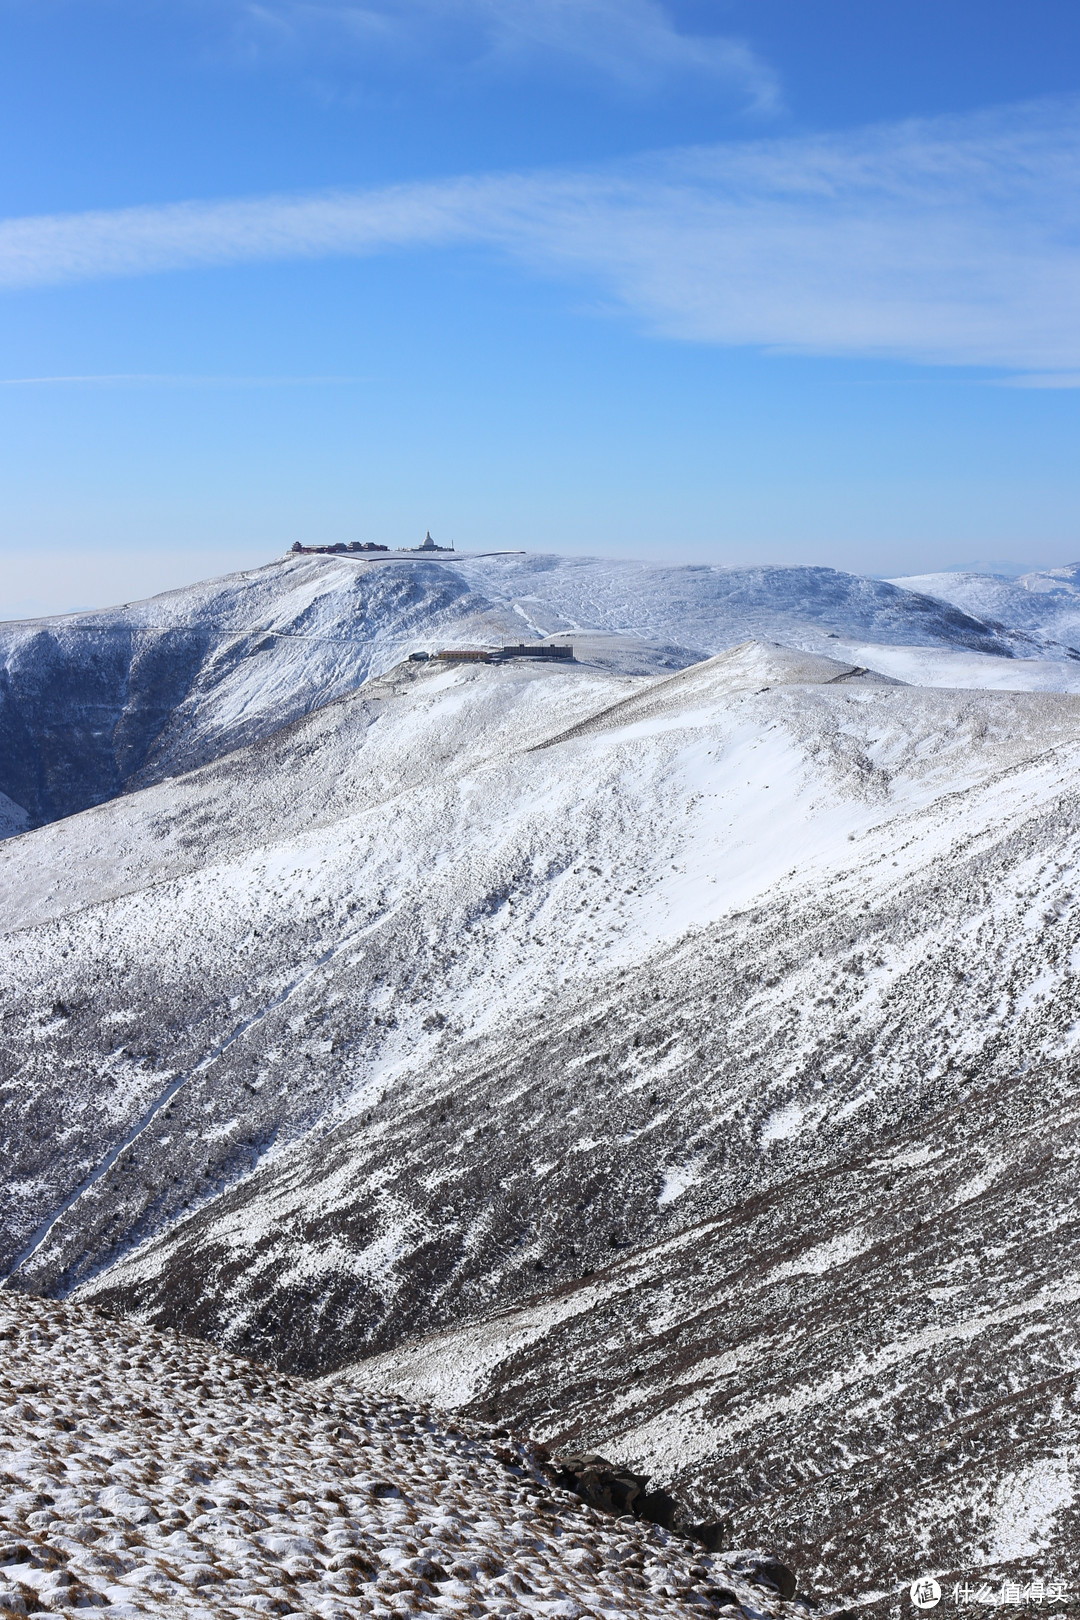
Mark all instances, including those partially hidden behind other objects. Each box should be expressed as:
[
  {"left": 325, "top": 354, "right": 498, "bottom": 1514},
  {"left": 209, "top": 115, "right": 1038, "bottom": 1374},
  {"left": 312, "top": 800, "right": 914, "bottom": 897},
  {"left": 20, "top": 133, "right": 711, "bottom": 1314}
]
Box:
[
  {"left": 0, "top": 181, "right": 478, "bottom": 286},
  {"left": 2, "top": 97, "right": 1079, "bottom": 372},
  {"left": 237, "top": 0, "right": 778, "bottom": 103},
  {"left": 0, "top": 373, "right": 369, "bottom": 386},
  {"left": 997, "top": 372, "right": 1080, "bottom": 388}
]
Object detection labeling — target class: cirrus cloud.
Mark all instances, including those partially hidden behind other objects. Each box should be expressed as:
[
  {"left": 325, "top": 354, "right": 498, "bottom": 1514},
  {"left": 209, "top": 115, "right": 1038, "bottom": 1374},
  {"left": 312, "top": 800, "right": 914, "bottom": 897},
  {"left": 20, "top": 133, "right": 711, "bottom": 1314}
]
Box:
[
  {"left": 236, "top": 0, "right": 779, "bottom": 103},
  {"left": 1, "top": 97, "right": 1079, "bottom": 373}
]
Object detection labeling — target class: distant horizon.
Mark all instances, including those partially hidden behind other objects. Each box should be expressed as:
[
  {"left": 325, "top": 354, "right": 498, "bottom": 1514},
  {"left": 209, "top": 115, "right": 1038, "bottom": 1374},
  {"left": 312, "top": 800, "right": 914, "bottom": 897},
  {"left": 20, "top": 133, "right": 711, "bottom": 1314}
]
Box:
[{"left": 1, "top": 543, "right": 1074, "bottom": 625}]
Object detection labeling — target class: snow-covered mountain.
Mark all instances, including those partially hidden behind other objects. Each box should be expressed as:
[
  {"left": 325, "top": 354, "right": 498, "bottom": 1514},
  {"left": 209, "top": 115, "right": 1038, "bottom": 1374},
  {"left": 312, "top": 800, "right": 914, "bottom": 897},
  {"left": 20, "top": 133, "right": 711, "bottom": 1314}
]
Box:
[
  {"left": 4, "top": 553, "right": 1080, "bottom": 1607},
  {"left": 0, "top": 550, "right": 1067, "bottom": 835},
  {"left": 0, "top": 556, "right": 515, "bottom": 833},
  {"left": 891, "top": 562, "right": 1080, "bottom": 645}
]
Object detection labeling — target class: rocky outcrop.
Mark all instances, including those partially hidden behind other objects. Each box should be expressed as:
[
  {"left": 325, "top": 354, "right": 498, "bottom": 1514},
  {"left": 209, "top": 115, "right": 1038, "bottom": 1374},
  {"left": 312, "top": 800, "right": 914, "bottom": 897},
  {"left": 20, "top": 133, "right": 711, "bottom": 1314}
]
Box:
[{"left": 541, "top": 1450, "right": 771, "bottom": 1572}]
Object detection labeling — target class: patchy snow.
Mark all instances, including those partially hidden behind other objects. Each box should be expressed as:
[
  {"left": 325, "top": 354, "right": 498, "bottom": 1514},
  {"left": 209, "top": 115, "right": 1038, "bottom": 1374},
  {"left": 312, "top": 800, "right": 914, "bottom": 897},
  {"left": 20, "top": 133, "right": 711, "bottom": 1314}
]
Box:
[
  {"left": 950, "top": 1159, "right": 1006, "bottom": 1209},
  {"left": 657, "top": 1163, "right": 704, "bottom": 1206},
  {"left": 885, "top": 1145, "right": 938, "bottom": 1170},
  {"left": 758, "top": 1104, "right": 806, "bottom": 1146},
  {"left": 0, "top": 1290, "right": 809, "bottom": 1620},
  {"left": 762, "top": 1229, "right": 870, "bottom": 1283}
]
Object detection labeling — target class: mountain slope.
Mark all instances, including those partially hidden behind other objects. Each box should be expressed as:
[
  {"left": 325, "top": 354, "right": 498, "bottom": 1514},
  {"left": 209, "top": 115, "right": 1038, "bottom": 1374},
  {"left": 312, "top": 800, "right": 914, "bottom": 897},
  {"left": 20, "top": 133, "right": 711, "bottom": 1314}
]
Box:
[
  {"left": 1, "top": 1290, "right": 806, "bottom": 1619},
  {"left": 0, "top": 653, "right": 638, "bottom": 1282},
  {"left": 0, "top": 555, "right": 513, "bottom": 831},
  {"left": 3, "top": 640, "right": 885, "bottom": 1289},
  {"left": 3, "top": 641, "right": 1080, "bottom": 1591},
  {"left": 337, "top": 1048, "right": 1080, "bottom": 1599},
  {"left": 9, "top": 639, "right": 1065, "bottom": 1300},
  {"left": 458, "top": 555, "right": 1039, "bottom": 660},
  {"left": 54, "top": 655, "right": 1080, "bottom": 1597}
]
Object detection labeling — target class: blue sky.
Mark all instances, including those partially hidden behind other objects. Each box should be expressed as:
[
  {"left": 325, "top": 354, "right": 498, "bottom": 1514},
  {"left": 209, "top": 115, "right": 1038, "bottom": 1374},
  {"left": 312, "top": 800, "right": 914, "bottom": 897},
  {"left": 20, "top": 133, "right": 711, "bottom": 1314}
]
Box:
[{"left": 2, "top": 0, "right": 1079, "bottom": 614}]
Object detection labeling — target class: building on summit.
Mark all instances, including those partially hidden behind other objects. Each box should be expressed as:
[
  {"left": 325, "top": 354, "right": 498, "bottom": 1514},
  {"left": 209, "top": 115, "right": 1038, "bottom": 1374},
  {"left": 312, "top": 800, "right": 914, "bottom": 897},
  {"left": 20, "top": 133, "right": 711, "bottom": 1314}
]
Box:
[
  {"left": 289, "top": 531, "right": 454, "bottom": 557},
  {"left": 415, "top": 531, "right": 454, "bottom": 553},
  {"left": 290, "top": 541, "right": 388, "bottom": 555}
]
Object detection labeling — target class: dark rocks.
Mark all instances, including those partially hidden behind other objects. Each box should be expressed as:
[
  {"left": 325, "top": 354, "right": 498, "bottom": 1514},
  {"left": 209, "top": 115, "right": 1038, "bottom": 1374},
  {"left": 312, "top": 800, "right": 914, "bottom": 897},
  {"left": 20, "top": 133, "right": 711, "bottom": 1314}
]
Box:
[
  {"left": 684, "top": 1519, "right": 734, "bottom": 1554},
  {"left": 547, "top": 1452, "right": 653, "bottom": 1518},
  {"left": 545, "top": 1452, "right": 737, "bottom": 1562},
  {"left": 730, "top": 1554, "right": 798, "bottom": 1601}
]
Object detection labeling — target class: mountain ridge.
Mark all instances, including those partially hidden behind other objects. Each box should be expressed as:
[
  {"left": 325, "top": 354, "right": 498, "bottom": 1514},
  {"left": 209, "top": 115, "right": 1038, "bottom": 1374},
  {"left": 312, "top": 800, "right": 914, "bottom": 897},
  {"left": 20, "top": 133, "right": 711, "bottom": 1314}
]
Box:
[{"left": 0, "top": 552, "right": 1054, "bottom": 836}]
